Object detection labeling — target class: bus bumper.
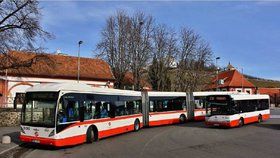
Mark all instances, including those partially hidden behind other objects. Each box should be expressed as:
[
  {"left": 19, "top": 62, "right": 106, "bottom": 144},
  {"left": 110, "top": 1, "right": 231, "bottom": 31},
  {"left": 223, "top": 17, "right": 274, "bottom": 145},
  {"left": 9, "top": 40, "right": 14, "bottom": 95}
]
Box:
[
  {"left": 205, "top": 121, "right": 237, "bottom": 127},
  {"left": 20, "top": 134, "right": 86, "bottom": 147}
]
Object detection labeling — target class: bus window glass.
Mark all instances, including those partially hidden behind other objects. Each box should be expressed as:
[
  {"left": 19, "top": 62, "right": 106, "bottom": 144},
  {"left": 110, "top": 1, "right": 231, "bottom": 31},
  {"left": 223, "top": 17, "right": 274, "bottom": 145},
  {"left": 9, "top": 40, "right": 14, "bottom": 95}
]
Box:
[
  {"left": 58, "top": 94, "right": 80, "bottom": 124},
  {"left": 115, "top": 101, "right": 126, "bottom": 116},
  {"left": 21, "top": 92, "right": 58, "bottom": 127},
  {"left": 260, "top": 99, "right": 269, "bottom": 110},
  {"left": 149, "top": 101, "right": 155, "bottom": 112},
  {"left": 83, "top": 100, "right": 93, "bottom": 120},
  {"left": 100, "top": 102, "right": 110, "bottom": 118}
]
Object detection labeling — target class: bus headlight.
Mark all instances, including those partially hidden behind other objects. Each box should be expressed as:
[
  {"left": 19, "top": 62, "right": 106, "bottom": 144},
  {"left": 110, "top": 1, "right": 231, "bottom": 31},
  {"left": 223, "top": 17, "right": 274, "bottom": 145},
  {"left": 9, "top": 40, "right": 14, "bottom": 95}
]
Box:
[{"left": 48, "top": 130, "right": 55, "bottom": 137}]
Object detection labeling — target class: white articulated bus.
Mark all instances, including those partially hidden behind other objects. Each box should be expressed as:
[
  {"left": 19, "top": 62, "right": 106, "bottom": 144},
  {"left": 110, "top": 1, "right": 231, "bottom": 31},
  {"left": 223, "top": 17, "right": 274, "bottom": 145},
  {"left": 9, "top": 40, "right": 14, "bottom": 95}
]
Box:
[
  {"left": 145, "top": 92, "right": 187, "bottom": 126},
  {"left": 205, "top": 94, "right": 270, "bottom": 127},
  {"left": 193, "top": 91, "right": 248, "bottom": 121},
  {"left": 20, "top": 83, "right": 263, "bottom": 147},
  {"left": 20, "top": 83, "right": 191, "bottom": 147},
  {"left": 20, "top": 83, "right": 143, "bottom": 146}
]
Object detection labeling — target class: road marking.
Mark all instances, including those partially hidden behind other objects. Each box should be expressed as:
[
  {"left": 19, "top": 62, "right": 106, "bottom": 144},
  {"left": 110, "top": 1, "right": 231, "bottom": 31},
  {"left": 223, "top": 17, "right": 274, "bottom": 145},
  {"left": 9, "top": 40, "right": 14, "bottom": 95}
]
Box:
[
  {"left": 270, "top": 115, "right": 280, "bottom": 119},
  {"left": 0, "top": 144, "right": 19, "bottom": 155}
]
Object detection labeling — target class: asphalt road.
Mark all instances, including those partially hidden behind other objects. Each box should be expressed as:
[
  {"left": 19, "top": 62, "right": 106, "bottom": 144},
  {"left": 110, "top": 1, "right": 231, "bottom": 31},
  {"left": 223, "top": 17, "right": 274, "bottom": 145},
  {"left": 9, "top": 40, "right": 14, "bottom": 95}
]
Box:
[{"left": 2, "top": 117, "right": 278, "bottom": 158}]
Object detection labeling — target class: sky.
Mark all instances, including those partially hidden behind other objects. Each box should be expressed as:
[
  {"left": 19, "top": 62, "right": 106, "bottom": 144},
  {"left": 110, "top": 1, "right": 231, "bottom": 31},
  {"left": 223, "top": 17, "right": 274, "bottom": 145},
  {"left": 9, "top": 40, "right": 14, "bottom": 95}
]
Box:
[{"left": 39, "top": 1, "right": 280, "bottom": 80}]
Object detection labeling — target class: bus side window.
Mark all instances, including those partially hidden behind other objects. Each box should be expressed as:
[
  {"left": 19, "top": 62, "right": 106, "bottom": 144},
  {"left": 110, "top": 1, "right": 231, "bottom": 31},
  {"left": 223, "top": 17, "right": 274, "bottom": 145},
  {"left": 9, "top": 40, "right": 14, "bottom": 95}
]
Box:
[
  {"left": 93, "top": 102, "right": 101, "bottom": 119},
  {"left": 149, "top": 101, "right": 155, "bottom": 112},
  {"left": 83, "top": 101, "right": 93, "bottom": 120},
  {"left": 260, "top": 99, "right": 269, "bottom": 110},
  {"left": 100, "top": 102, "right": 109, "bottom": 118}
]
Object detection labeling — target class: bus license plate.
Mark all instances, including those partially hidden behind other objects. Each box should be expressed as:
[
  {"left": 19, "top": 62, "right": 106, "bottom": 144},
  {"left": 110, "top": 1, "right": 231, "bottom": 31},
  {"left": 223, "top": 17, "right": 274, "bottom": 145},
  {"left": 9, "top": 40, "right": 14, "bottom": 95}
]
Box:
[
  {"left": 32, "top": 140, "right": 40, "bottom": 143},
  {"left": 214, "top": 124, "right": 219, "bottom": 126}
]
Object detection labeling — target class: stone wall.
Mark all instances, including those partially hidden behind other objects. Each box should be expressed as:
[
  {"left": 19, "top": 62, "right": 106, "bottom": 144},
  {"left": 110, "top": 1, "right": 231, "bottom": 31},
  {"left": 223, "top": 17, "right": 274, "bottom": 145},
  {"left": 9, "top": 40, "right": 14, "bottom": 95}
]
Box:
[{"left": 0, "top": 108, "right": 21, "bottom": 127}]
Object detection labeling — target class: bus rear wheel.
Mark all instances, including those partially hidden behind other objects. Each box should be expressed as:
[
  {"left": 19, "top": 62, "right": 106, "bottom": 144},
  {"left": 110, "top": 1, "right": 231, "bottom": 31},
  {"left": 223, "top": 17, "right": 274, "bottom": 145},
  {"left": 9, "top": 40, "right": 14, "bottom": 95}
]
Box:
[
  {"left": 179, "top": 114, "right": 186, "bottom": 124},
  {"left": 238, "top": 118, "right": 244, "bottom": 127},
  {"left": 134, "top": 119, "right": 140, "bottom": 132},
  {"left": 258, "top": 115, "right": 263, "bottom": 123},
  {"left": 86, "top": 126, "right": 95, "bottom": 143}
]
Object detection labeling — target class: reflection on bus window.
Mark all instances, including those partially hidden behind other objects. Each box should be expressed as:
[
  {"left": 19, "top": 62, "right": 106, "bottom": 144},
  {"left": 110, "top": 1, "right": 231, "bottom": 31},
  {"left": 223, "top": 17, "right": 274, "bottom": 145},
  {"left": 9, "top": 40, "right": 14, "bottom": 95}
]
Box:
[
  {"left": 149, "top": 97, "right": 185, "bottom": 112},
  {"left": 58, "top": 94, "right": 80, "bottom": 124}
]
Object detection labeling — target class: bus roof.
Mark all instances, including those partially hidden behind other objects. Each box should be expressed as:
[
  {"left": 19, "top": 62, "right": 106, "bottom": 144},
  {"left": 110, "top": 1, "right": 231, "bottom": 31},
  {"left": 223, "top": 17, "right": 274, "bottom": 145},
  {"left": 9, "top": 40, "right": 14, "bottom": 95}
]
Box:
[
  {"left": 230, "top": 94, "right": 270, "bottom": 100},
  {"left": 148, "top": 91, "right": 186, "bottom": 97},
  {"left": 193, "top": 91, "right": 248, "bottom": 97},
  {"left": 207, "top": 93, "right": 270, "bottom": 100},
  {"left": 26, "top": 83, "right": 141, "bottom": 96}
]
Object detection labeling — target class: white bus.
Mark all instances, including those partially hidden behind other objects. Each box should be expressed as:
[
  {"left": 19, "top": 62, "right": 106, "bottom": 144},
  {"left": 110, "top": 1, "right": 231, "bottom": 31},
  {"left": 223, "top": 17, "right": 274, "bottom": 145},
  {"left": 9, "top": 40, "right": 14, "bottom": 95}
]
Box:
[
  {"left": 146, "top": 92, "right": 187, "bottom": 126},
  {"left": 193, "top": 91, "right": 248, "bottom": 121},
  {"left": 205, "top": 94, "right": 270, "bottom": 127},
  {"left": 20, "top": 83, "right": 143, "bottom": 147}
]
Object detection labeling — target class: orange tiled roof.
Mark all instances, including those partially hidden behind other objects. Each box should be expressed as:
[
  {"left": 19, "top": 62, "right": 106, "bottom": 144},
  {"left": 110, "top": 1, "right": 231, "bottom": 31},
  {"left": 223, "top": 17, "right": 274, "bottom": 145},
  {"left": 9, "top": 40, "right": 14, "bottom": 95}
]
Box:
[
  {"left": 1, "top": 51, "right": 115, "bottom": 81},
  {"left": 208, "top": 69, "right": 255, "bottom": 89},
  {"left": 258, "top": 88, "right": 280, "bottom": 95}
]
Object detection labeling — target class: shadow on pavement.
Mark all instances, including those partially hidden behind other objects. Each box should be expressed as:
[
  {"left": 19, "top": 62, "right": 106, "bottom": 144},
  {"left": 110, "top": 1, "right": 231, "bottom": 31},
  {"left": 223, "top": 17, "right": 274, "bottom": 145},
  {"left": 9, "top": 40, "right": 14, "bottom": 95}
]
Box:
[
  {"left": 175, "top": 121, "right": 231, "bottom": 130},
  {"left": 254, "top": 123, "right": 280, "bottom": 130},
  {"left": 19, "top": 142, "right": 79, "bottom": 151}
]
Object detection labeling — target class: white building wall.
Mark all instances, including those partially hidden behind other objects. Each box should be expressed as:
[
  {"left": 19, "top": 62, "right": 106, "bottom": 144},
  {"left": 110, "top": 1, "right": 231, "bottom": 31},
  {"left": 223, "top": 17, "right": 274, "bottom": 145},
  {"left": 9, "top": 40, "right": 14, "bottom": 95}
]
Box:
[{"left": 2, "top": 76, "right": 113, "bottom": 108}]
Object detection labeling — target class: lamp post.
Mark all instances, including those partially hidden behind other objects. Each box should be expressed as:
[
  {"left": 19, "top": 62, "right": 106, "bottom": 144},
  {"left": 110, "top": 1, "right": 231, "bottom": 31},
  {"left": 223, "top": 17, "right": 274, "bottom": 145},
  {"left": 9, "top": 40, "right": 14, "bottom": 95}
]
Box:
[
  {"left": 215, "top": 57, "right": 220, "bottom": 91},
  {"left": 77, "top": 40, "right": 83, "bottom": 83},
  {"left": 241, "top": 67, "right": 244, "bottom": 92}
]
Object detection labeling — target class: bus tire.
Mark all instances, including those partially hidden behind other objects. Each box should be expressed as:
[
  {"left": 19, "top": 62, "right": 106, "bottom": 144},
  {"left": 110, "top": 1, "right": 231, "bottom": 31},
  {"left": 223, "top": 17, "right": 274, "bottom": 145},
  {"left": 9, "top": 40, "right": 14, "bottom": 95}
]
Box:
[
  {"left": 179, "top": 114, "right": 186, "bottom": 124},
  {"left": 238, "top": 118, "right": 244, "bottom": 127},
  {"left": 86, "top": 126, "right": 98, "bottom": 143},
  {"left": 258, "top": 114, "right": 263, "bottom": 123},
  {"left": 134, "top": 119, "right": 140, "bottom": 132}
]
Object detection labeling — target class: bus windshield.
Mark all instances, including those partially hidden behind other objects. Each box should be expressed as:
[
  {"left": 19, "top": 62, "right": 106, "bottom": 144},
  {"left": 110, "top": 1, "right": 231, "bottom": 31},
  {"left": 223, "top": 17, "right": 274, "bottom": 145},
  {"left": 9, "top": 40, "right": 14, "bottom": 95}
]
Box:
[
  {"left": 206, "top": 96, "right": 231, "bottom": 116},
  {"left": 21, "top": 92, "right": 58, "bottom": 127}
]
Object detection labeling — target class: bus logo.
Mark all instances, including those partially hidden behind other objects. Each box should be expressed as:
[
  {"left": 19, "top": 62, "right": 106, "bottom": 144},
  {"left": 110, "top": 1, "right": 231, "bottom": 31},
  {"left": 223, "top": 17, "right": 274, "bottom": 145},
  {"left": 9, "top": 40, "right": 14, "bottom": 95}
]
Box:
[{"left": 34, "top": 132, "right": 39, "bottom": 137}]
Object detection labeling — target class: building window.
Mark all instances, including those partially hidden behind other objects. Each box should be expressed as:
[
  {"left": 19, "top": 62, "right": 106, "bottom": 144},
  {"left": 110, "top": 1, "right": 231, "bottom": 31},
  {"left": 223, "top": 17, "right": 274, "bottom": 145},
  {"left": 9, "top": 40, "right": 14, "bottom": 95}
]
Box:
[{"left": 245, "top": 89, "right": 252, "bottom": 94}]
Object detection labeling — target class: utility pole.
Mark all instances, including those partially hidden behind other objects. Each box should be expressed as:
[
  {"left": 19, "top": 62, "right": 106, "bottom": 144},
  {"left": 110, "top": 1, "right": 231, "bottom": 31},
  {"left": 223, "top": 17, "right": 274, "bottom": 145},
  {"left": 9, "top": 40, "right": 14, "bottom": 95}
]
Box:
[{"left": 215, "top": 57, "right": 220, "bottom": 91}]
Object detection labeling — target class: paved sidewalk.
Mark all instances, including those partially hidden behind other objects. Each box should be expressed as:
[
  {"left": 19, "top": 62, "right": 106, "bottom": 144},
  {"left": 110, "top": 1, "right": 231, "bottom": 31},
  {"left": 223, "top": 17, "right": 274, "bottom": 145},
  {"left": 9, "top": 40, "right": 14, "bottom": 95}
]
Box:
[{"left": 0, "top": 126, "right": 21, "bottom": 155}]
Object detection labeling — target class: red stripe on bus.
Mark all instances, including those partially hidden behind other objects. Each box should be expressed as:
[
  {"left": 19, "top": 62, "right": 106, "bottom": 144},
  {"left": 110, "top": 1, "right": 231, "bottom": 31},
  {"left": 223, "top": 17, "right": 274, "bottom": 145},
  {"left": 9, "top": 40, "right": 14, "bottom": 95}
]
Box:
[
  {"left": 99, "top": 124, "right": 135, "bottom": 138},
  {"left": 149, "top": 118, "right": 180, "bottom": 126},
  {"left": 194, "top": 116, "right": 205, "bottom": 121}
]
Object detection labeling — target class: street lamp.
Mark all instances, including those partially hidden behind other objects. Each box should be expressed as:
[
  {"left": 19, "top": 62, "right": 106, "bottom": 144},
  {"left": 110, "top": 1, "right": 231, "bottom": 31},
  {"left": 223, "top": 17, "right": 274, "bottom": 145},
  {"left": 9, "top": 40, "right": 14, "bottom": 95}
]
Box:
[
  {"left": 215, "top": 57, "right": 220, "bottom": 91},
  {"left": 241, "top": 67, "right": 244, "bottom": 92},
  {"left": 77, "top": 40, "right": 83, "bottom": 83}
]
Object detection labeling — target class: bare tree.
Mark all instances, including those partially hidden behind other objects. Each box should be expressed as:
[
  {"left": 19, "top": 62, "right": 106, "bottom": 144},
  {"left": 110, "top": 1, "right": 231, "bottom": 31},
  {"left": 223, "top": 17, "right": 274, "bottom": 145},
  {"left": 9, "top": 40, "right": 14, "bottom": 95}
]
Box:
[
  {"left": 96, "top": 11, "right": 153, "bottom": 90},
  {"left": 127, "top": 12, "right": 153, "bottom": 90},
  {"left": 173, "top": 27, "right": 212, "bottom": 92},
  {"left": 96, "top": 11, "right": 131, "bottom": 88},
  {"left": 148, "top": 24, "right": 177, "bottom": 91},
  {"left": 0, "top": 0, "right": 52, "bottom": 71},
  {"left": 96, "top": 11, "right": 214, "bottom": 91}
]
